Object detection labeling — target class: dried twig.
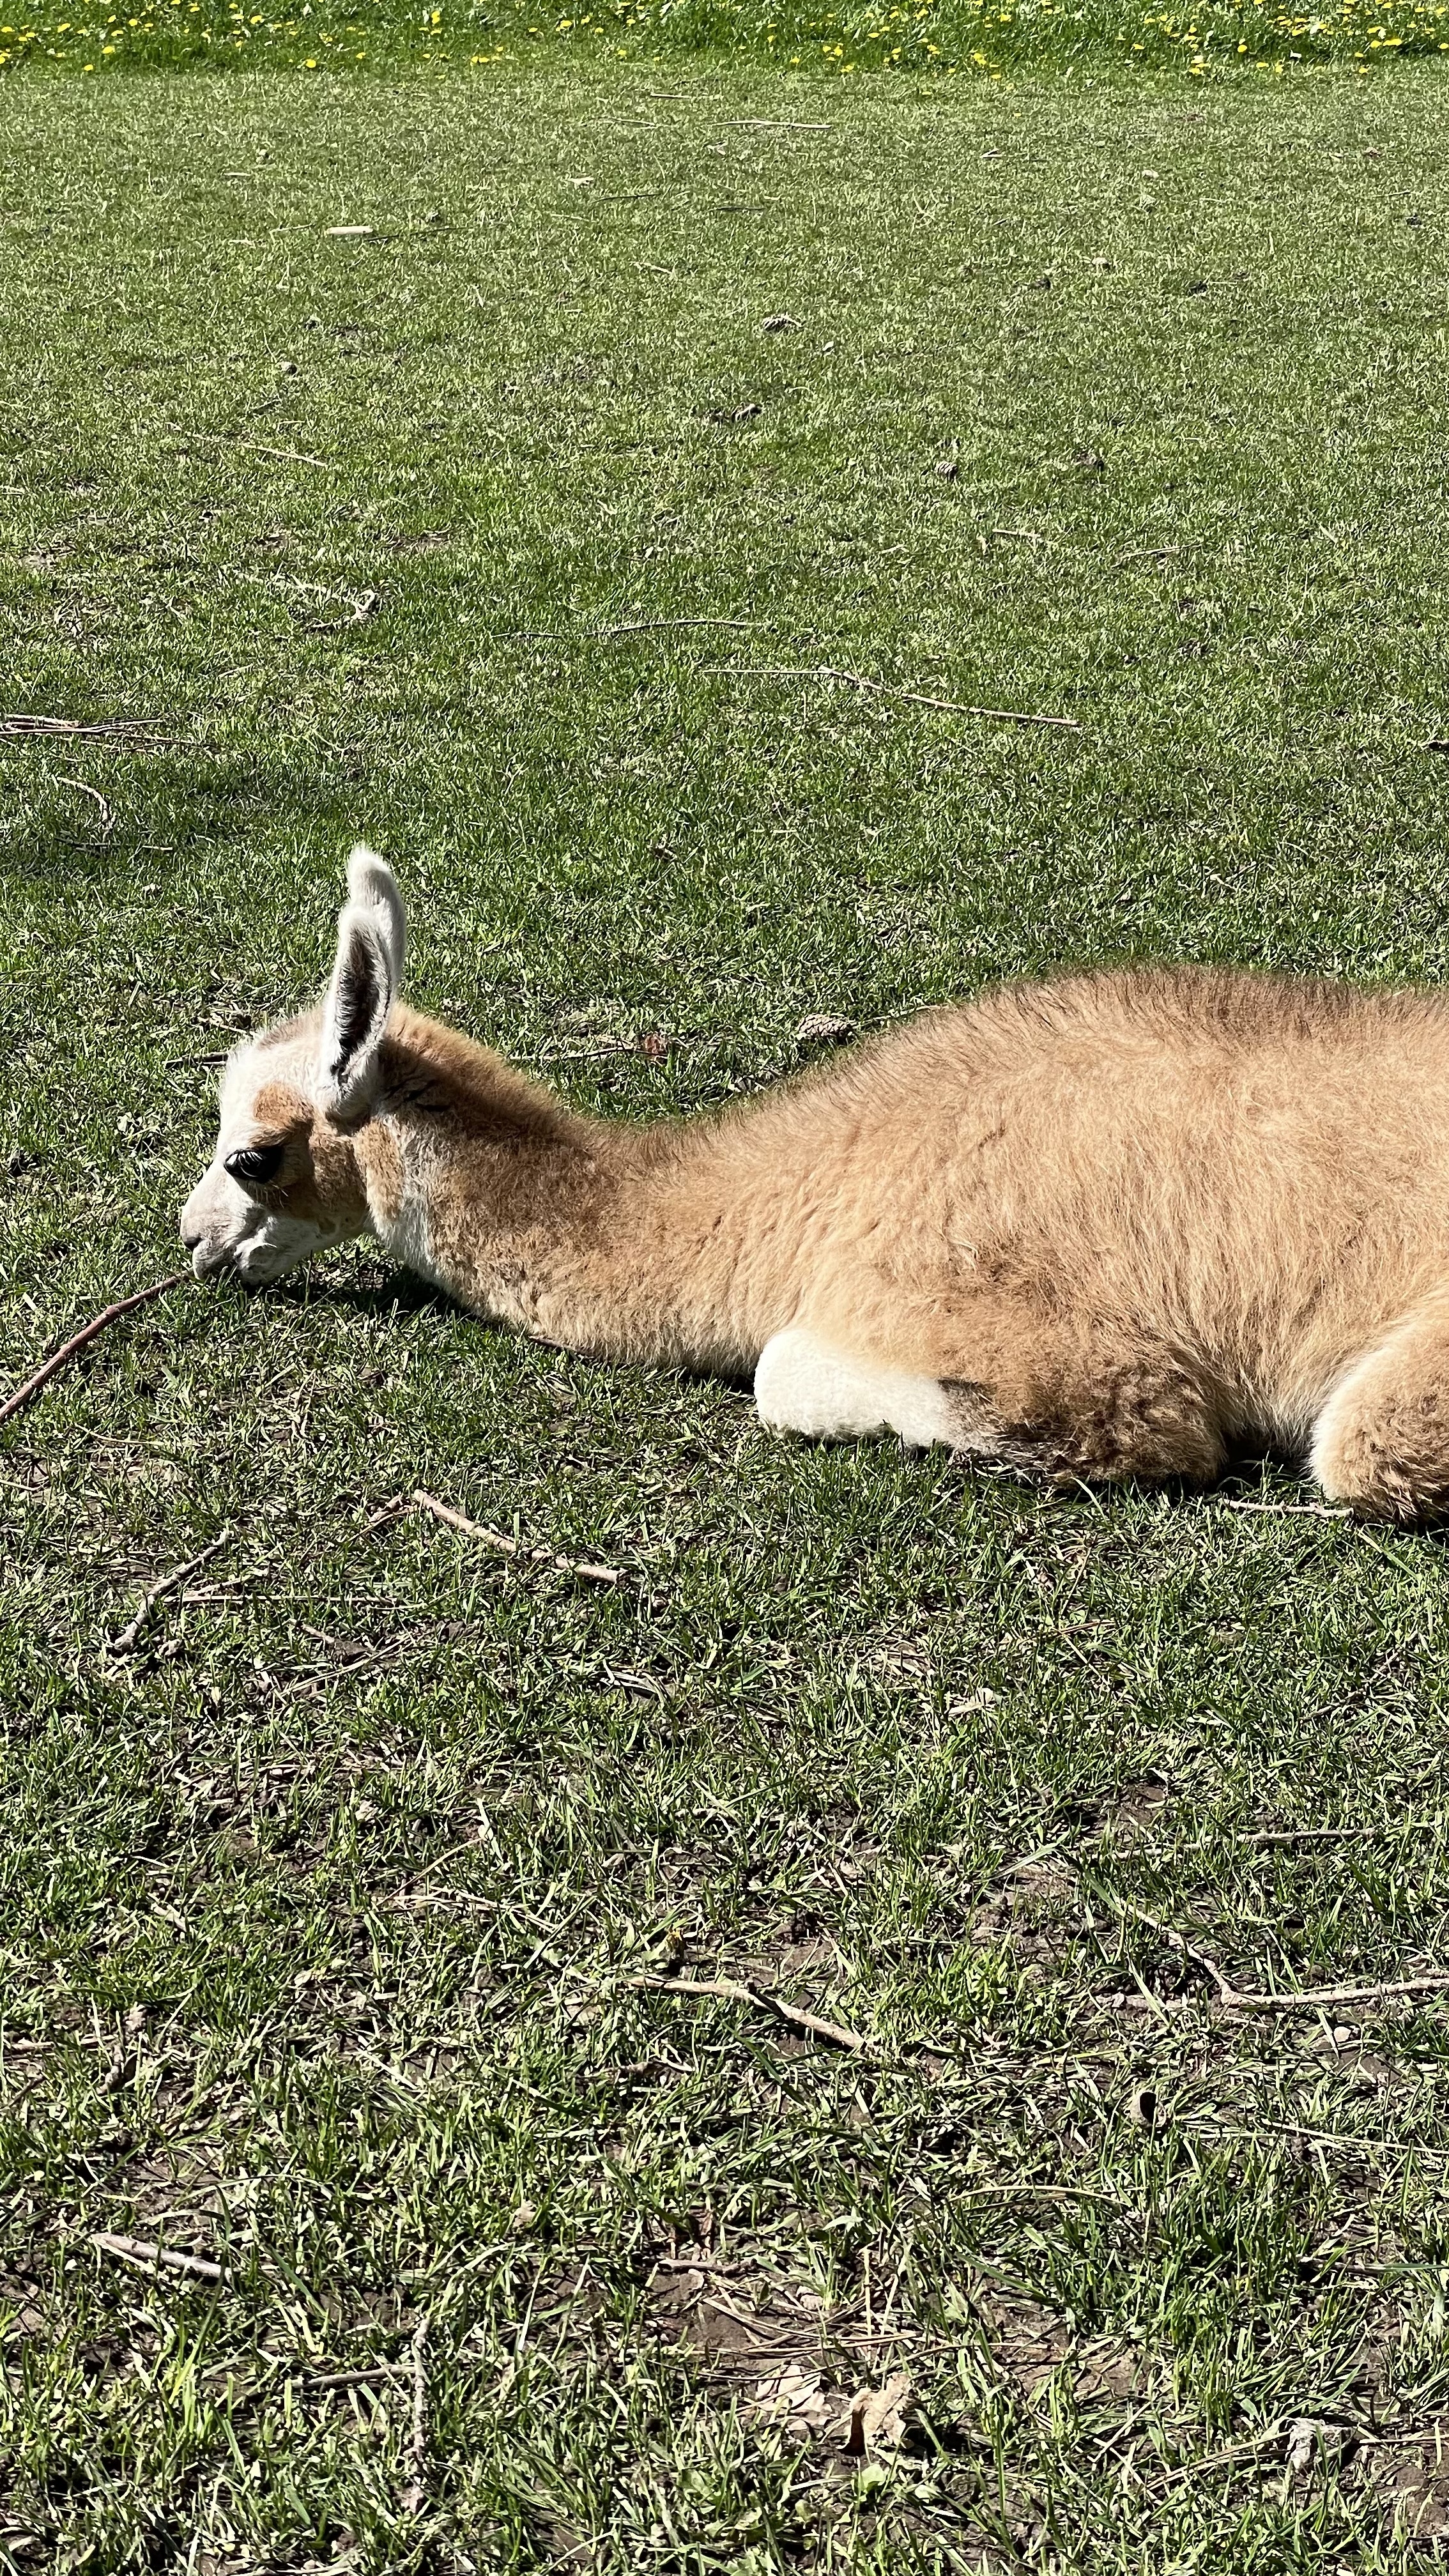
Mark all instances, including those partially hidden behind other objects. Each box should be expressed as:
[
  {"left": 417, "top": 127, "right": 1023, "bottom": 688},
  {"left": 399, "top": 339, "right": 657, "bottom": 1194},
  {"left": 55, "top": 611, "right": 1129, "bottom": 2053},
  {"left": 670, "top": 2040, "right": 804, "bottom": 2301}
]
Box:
[
  {"left": 411, "top": 1489, "right": 621, "bottom": 1584},
  {"left": 0, "top": 1269, "right": 190, "bottom": 1432},
  {"left": 1155, "top": 2425, "right": 1289, "bottom": 2490},
  {"left": 634, "top": 1973, "right": 868, "bottom": 2053},
  {"left": 91, "top": 2230, "right": 224, "bottom": 2282},
  {"left": 703, "top": 663, "right": 1082, "bottom": 730},
  {"left": 1, "top": 712, "right": 171, "bottom": 742},
  {"left": 111, "top": 1533, "right": 231, "bottom": 1655},
  {"left": 1097, "top": 1887, "right": 1236, "bottom": 2001},
  {"left": 249, "top": 441, "right": 329, "bottom": 470},
  {"left": 1111, "top": 542, "right": 1188, "bottom": 568},
  {"left": 302, "top": 587, "right": 382, "bottom": 633},
  {"left": 1215, "top": 1497, "right": 1352, "bottom": 1521},
  {"left": 50, "top": 772, "right": 114, "bottom": 829},
  {"left": 1249, "top": 1827, "right": 1375, "bottom": 1848},
  {"left": 1222, "top": 1971, "right": 1449, "bottom": 2014},
  {"left": 1094, "top": 1880, "right": 1449, "bottom": 2015},
  {"left": 509, "top": 616, "right": 762, "bottom": 641},
  {"left": 599, "top": 617, "right": 760, "bottom": 637},
  {"left": 399, "top": 2315, "right": 429, "bottom": 2513}
]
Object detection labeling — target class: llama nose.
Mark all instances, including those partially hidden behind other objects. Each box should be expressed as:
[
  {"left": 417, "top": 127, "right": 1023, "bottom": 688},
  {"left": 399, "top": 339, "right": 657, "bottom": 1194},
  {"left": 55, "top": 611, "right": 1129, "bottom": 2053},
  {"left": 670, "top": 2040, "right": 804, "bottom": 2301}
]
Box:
[{"left": 180, "top": 1218, "right": 201, "bottom": 1252}]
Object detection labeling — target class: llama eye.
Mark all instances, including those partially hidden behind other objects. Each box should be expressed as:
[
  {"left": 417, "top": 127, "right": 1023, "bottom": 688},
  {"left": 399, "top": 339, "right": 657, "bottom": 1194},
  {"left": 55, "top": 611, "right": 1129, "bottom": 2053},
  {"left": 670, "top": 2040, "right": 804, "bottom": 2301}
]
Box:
[{"left": 224, "top": 1142, "right": 286, "bottom": 1189}]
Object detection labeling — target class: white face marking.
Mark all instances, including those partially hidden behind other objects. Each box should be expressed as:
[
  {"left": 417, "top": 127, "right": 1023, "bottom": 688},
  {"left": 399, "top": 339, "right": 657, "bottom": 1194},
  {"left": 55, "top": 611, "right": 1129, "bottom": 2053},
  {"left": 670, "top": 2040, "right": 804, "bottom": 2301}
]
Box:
[
  {"left": 180, "top": 1035, "right": 349, "bottom": 1287},
  {"left": 179, "top": 1161, "right": 336, "bottom": 1285},
  {"left": 753, "top": 1328, "right": 961, "bottom": 1449}
]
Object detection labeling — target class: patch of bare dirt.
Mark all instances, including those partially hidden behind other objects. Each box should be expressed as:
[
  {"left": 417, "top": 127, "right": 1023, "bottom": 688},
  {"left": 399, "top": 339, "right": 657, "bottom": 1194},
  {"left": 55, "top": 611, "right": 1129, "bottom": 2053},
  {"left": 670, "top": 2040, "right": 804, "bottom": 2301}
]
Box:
[
  {"left": 1372, "top": 2418, "right": 1449, "bottom": 2544},
  {"left": 643, "top": 2237, "right": 923, "bottom": 2463}
]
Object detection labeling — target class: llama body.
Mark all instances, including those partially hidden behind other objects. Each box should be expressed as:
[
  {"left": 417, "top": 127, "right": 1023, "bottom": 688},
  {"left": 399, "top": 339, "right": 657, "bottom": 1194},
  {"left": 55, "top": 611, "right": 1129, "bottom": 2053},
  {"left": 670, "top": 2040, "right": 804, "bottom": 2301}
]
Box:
[{"left": 180, "top": 848, "right": 1449, "bottom": 1518}]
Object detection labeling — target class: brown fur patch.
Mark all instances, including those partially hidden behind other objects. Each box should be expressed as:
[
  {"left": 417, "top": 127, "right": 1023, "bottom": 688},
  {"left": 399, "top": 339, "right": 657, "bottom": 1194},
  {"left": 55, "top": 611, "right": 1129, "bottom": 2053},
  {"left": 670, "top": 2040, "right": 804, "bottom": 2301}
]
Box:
[{"left": 243, "top": 1078, "right": 369, "bottom": 1233}]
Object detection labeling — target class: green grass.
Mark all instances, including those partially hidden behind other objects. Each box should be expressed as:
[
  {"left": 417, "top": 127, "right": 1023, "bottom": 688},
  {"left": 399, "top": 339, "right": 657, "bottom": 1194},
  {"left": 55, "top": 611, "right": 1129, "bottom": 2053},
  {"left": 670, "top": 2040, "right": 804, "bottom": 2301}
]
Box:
[
  {"left": 7, "top": 0, "right": 1449, "bottom": 88},
  {"left": 6, "top": 53, "right": 1449, "bottom": 2573}
]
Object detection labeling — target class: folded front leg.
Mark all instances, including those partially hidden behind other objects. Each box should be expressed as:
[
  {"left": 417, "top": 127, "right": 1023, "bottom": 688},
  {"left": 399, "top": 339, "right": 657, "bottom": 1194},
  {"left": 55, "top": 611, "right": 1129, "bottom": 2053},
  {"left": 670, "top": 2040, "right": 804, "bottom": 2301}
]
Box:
[{"left": 753, "top": 1328, "right": 961, "bottom": 1449}]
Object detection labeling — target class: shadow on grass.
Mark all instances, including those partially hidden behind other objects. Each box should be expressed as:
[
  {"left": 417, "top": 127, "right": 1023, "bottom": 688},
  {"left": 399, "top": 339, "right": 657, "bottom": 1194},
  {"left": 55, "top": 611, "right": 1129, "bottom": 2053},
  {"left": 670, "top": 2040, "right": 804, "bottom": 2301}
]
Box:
[{"left": 0, "top": 761, "right": 375, "bottom": 901}]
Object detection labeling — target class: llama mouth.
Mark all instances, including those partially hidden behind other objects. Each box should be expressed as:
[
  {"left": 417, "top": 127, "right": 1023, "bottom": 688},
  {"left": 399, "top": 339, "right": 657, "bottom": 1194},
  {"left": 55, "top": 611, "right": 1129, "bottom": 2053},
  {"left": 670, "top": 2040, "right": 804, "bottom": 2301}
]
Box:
[{"left": 191, "top": 1241, "right": 280, "bottom": 1287}]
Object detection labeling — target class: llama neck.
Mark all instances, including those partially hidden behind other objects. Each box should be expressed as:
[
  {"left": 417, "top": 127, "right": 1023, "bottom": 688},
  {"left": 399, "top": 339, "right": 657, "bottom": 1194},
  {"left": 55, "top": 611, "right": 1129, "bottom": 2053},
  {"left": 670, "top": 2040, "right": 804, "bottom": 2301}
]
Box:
[{"left": 355, "top": 1008, "right": 811, "bottom": 1371}]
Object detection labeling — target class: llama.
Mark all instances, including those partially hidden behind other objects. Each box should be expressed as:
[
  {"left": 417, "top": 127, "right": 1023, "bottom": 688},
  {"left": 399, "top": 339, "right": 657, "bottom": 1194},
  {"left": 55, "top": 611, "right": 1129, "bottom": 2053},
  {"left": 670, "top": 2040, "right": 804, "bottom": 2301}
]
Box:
[{"left": 180, "top": 845, "right": 1449, "bottom": 1519}]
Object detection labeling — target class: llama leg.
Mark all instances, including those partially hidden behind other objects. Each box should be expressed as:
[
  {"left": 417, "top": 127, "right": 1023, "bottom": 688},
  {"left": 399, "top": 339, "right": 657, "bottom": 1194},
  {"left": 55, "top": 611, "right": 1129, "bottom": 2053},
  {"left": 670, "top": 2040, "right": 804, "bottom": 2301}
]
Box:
[
  {"left": 942, "top": 1315, "right": 1228, "bottom": 1487},
  {"left": 754, "top": 1329, "right": 961, "bottom": 1449},
  {"left": 755, "top": 1323, "right": 1227, "bottom": 1482},
  {"left": 1310, "top": 1294, "right": 1449, "bottom": 1519}
]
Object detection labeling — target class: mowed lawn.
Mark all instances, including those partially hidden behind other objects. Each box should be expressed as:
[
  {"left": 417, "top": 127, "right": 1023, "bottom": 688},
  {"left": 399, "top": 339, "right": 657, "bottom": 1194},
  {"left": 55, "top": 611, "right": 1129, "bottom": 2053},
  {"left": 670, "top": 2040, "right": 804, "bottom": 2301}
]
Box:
[{"left": 4, "top": 56, "right": 1449, "bottom": 2573}]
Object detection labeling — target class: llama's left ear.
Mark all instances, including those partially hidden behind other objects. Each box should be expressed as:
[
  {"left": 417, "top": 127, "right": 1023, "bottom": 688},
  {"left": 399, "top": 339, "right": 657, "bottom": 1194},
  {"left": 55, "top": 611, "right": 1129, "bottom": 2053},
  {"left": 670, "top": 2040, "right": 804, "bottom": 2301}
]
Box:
[{"left": 316, "top": 845, "right": 406, "bottom": 1117}]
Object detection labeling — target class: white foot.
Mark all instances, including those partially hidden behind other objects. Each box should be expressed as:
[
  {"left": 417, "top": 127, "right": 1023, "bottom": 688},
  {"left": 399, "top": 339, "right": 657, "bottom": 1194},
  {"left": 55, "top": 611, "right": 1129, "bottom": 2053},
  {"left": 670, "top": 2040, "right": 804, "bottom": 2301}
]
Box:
[{"left": 754, "top": 1328, "right": 960, "bottom": 1450}]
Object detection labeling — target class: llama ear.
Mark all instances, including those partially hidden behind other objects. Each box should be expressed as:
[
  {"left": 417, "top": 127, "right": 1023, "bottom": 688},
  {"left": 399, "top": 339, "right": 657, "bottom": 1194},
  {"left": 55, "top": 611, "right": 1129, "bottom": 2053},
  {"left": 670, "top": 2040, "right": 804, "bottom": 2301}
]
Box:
[
  {"left": 346, "top": 841, "right": 406, "bottom": 983},
  {"left": 317, "top": 847, "right": 404, "bottom": 1117}
]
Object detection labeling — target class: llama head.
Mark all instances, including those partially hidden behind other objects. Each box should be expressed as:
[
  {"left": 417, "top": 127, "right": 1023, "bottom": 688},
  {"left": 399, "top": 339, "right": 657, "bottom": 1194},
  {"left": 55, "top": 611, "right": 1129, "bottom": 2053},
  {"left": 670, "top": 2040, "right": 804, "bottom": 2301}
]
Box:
[{"left": 180, "top": 845, "right": 405, "bottom": 1285}]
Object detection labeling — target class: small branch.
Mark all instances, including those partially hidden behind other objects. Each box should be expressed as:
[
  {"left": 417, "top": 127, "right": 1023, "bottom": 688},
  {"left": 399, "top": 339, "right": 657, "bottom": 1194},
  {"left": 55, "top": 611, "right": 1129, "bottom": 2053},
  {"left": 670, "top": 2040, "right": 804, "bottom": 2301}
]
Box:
[
  {"left": 599, "top": 616, "right": 762, "bottom": 638},
  {"left": 0, "top": 1270, "right": 190, "bottom": 1432},
  {"left": 1249, "top": 1827, "right": 1374, "bottom": 1848},
  {"left": 507, "top": 616, "right": 763, "bottom": 641},
  {"left": 1215, "top": 1498, "right": 1351, "bottom": 1521},
  {"left": 1221, "top": 1970, "right": 1449, "bottom": 2014},
  {"left": 634, "top": 1973, "right": 868, "bottom": 2054},
  {"left": 50, "top": 772, "right": 114, "bottom": 830},
  {"left": 411, "top": 2315, "right": 429, "bottom": 2458},
  {"left": 302, "top": 587, "right": 383, "bottom": 634},
  {"left": 702, "top": 663, "right": 1082, "bottom": 730},
  {"left": 411, "top": 1489, "right": 621, "bottom": 1584},
  {"left": 91, "top": 2230, "right": 224, "bottom": 2282},
  {"left": 1, "top": 712, "right": 173, "bottom": 742},
  {"left": 1097, "top": 1887, "right": 1236, "bottom": 2002},
  {"left": 249, "top": 441, "right": 330, "bottom": 470},
  {"left": 111, "top": 1533, "right": 231, "bottom": 1655},
  {"left": 400, "top": 2314, "right": 429, "bottom": 2513},
  {"left": 1092, "top": 1878, "right": 1449, "bottom": 2014}
]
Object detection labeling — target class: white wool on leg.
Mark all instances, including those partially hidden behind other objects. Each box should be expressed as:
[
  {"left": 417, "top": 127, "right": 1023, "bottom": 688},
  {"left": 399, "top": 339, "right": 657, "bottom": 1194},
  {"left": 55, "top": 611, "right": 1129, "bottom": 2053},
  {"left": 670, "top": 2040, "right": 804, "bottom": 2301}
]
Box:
[{"left": 754, "top": 1328, "right": 959, "bottom": 1449}]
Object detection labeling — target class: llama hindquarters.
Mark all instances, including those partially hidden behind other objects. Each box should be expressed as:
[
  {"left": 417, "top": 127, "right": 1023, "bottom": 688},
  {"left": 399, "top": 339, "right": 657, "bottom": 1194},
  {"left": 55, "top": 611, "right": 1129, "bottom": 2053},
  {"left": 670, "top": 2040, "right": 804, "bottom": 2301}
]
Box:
[{"left": 1310, "top": 1287, "right": 1449, "bottom": 1519}]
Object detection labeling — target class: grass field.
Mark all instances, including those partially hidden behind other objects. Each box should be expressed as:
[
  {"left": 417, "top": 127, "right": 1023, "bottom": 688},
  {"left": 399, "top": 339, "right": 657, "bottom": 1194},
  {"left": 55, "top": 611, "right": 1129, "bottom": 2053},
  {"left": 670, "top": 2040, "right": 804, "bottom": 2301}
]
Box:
[
  {"left": 6, "top": 53, "right": 1449, "bottom": 2574},
  {"left": 7, "top": 0, "right": 1449, "bottom": 84}
]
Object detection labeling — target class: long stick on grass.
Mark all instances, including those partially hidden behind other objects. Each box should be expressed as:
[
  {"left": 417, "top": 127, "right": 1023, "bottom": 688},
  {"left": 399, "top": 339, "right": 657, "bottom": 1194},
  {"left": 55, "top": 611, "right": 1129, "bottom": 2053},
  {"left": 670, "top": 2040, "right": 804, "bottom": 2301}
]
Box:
[
  {"left": 111, "top": 1532, "right": 231, "bottom": 1655},
  {"left": 1099, "top": 1882, "right": 1449, "bottom": 2014},
  {"left": 1, "top": 712, "right": 176, "bottom": 742},
  {"left": 703, "top": 663, "right": 1082, "bottom": 730},
  {"left": 633, "top": 1973, "right": 868, "bottom": 2053},
  {"left": 0, "top": 1270, "right": 190, "bottom": 1432},
  {"left": 412, "top": 1489, "right": 622, "bottom": 1584},
  {"left": 91, "top": 2230, "right": 224, "bottom": 2281}
]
